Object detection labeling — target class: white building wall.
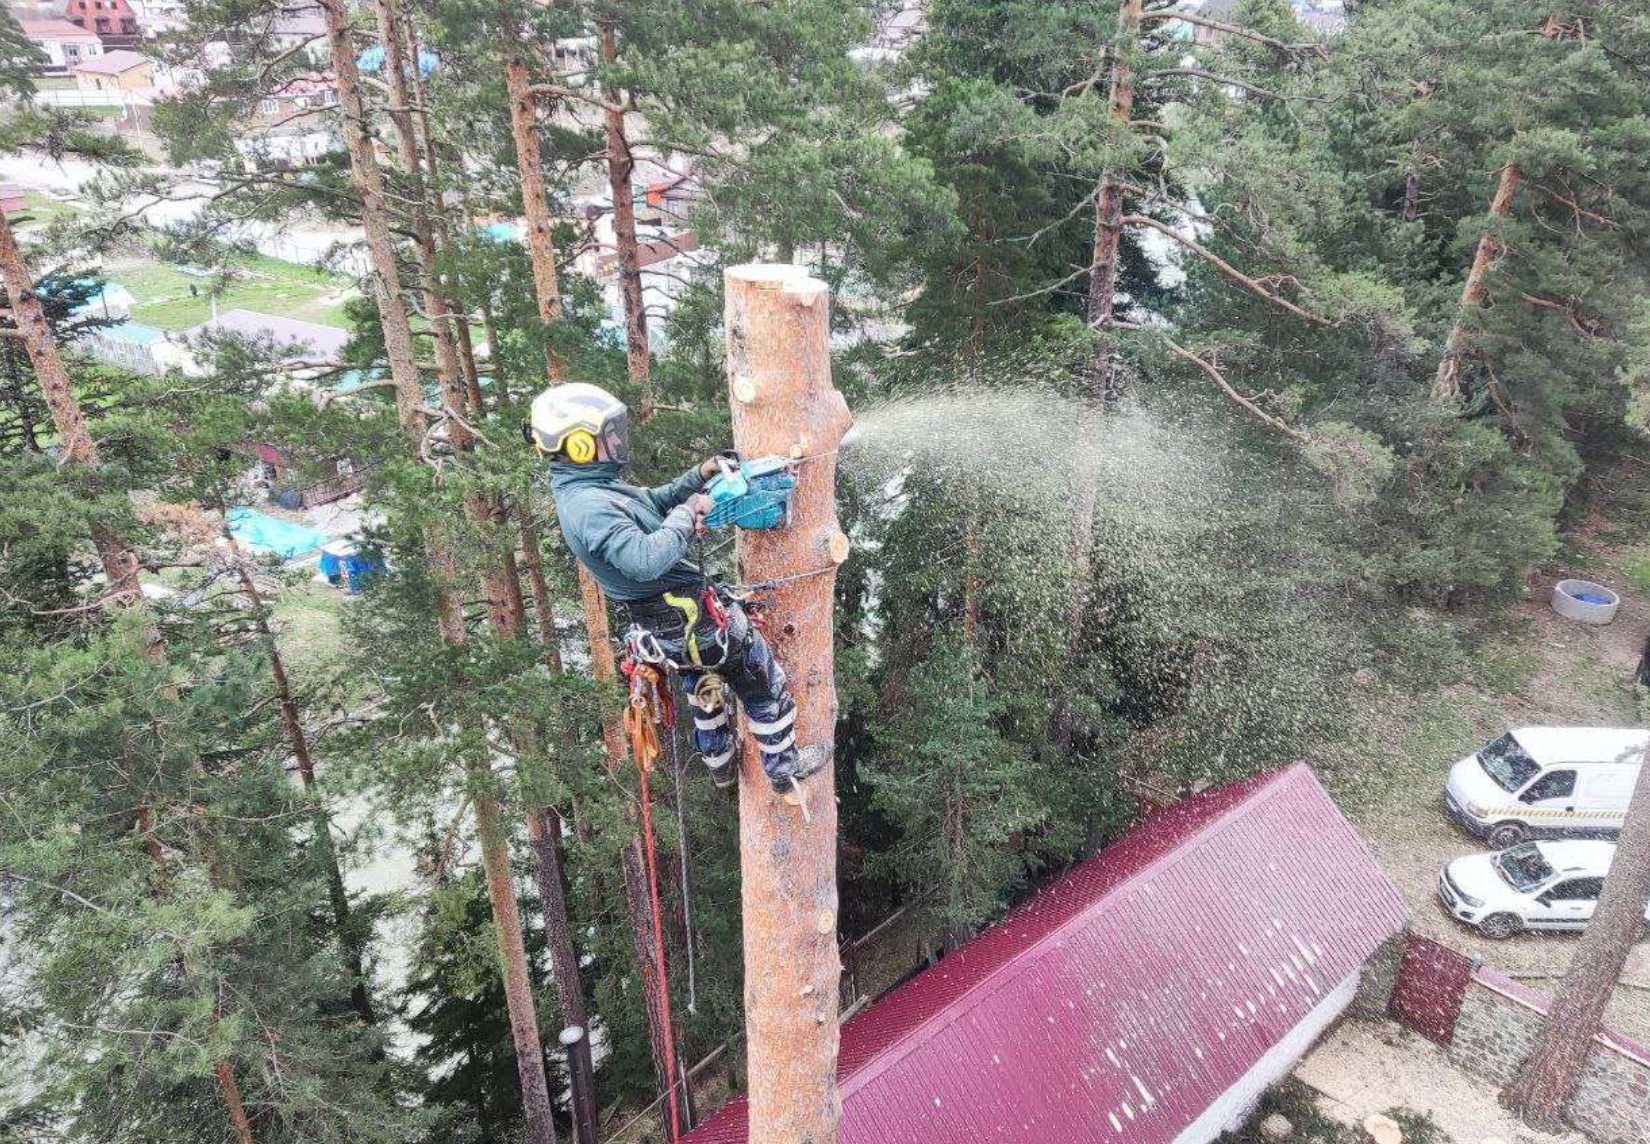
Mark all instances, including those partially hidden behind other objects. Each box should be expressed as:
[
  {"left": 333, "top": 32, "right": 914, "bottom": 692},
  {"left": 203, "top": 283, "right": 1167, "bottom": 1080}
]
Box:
[{"left": 1174, "top": 971, "right": 1359, "bottom": 1143}]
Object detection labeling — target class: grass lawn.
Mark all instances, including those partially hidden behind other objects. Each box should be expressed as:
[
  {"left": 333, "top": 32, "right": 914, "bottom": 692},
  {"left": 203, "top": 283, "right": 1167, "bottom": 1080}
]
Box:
[
  {"left": 119, "top": 252, "right": 357, "bottom": 332},
  {"left": 16, "top": 190, "right": 82, "bottom": 227}
]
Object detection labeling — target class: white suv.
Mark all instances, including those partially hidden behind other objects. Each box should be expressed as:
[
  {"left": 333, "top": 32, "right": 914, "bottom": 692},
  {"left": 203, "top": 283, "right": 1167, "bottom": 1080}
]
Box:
[{"left": 1437, "top": 840, "right": 1649, "bottom": 939}]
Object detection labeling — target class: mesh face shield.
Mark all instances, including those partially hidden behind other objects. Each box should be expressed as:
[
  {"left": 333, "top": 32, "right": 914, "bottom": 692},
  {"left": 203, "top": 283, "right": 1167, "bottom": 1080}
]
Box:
[{"left": 599, "top": 409, "right": 631, "bottom": 465}]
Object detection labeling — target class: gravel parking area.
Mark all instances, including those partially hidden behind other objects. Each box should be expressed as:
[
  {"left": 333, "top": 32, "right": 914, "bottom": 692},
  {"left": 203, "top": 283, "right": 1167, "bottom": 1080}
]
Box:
[{"left": 1336, "top": 534, "right": 1650, "bottom": 1046}]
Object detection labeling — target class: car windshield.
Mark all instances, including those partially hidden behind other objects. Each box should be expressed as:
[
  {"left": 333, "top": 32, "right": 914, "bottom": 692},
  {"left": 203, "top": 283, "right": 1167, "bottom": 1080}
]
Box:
[
  {"left": 1478, "top": 733, "right": 1541, "bottom": 792},
  {"left": 1496, "top": 843, "right": 1553, "bottom": 891}
]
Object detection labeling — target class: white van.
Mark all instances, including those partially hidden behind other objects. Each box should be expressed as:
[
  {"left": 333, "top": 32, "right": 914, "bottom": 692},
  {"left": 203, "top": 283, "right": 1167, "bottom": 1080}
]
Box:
[{"left": 1443, "top": 726, "right": 1646, "bottom": 849}]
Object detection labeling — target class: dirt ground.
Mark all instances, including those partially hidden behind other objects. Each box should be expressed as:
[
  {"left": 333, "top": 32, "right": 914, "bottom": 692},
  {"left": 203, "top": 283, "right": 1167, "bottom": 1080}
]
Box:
[
  {"left": 1334, "top": 523, "right": 1650, "bottom": 1046},
  {"left": 1297, "top": 1017, "right": 1587, "bottom": 1144}
]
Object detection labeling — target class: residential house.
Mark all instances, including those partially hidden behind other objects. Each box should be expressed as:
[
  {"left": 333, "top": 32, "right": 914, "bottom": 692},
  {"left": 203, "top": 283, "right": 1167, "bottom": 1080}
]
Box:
[
  {"left": 17, "top": 17, "right": 102, "bottom": 69},
  {"left": 233, "top": 77, "right": 339, "bottom": 171},
  {"left": 71, "top": 47, "right": 151, "bottom": 90},
  {"left": 61, "top": 0, "right": 138, "bottom": 45},
  {"left": 124, "top": 0, "right": 182, "bottom": 36},
  {"left": 682, "top": 764, "right": 1409, "bottom": 1144},
  {"left": 268, "top": 2, "right": 329, "bottom": 66}
]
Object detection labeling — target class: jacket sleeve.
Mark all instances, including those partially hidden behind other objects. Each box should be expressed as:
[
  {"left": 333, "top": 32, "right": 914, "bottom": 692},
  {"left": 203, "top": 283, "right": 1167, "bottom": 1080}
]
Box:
[
  {"left": 642, "top": 465, "right": 707, "bottom": 515},
  {"left": 588, "top": 501, "right": 697, "bottom": 584}
]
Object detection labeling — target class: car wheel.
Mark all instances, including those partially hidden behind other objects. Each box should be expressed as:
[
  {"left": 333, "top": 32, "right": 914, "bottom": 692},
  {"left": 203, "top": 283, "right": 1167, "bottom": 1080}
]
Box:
[
  {"left": 1488, "top": 822, "right": 1528, "bottom": 849},
  {"left": 1480, "top": 913, "right": 1523, "bottom": 940}
]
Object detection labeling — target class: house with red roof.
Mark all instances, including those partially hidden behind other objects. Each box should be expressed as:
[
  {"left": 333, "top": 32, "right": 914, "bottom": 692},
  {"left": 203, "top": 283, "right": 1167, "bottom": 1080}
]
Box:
[
  {"left": 684, "top": 764, "right": 1408, "bottom": 1144},
  {"left": 16, "top": 16, "right": 102, "bottom": 69}
]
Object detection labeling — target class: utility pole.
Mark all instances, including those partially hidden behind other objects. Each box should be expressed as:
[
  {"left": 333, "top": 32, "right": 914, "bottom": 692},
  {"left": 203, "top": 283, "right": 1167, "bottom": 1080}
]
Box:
[{"left": 723, "top": 264, "right": 851, "bottom": 1144}]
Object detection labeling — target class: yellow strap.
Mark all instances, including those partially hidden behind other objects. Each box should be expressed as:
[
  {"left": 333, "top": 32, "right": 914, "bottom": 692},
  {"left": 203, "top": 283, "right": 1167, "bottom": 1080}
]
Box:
[{"left": 663, "top": 592, "right": 702, "bottom": 667}]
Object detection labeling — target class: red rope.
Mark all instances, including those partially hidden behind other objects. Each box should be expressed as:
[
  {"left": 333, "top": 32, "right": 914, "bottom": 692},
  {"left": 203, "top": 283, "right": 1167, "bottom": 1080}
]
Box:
[{"left": 636, "top": 720, "right": 683, "bottom": 1143}]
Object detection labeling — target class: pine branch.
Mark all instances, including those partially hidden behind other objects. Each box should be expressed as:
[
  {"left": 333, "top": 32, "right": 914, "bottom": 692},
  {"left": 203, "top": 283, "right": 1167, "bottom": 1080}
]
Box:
[
  {"left": 1147, "top": 67, "right": 1326, "bottom": 102},
  {"left": 1138, "top": 11, "right": 1329, "bottom": 57},
  {"left": 1121, "top": 213, "right": 1331, "bottom": 325},
  {"left": 1116, "top": 322, "right": 1308, "bottom": 442}
]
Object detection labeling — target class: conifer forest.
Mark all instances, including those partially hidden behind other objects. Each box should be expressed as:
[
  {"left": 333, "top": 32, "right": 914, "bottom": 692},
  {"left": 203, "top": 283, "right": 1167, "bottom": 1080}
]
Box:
[{"left": 3, "top": 1, "right": 1650, "bottom": 1142}]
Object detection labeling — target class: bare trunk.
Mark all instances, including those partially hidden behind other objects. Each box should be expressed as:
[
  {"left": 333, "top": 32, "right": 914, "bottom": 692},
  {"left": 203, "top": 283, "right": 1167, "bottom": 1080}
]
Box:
[
  {"left": 501, "top": 20, "right": 566, "bottom": 383},
  {"left": 1083, "top": 0, "right": 1141, "bottom": 406},
  {"left": 528, "top": 808, "right": 598, "bottom": 1144},
  {"left": 322, "top": 7, "right": 557, "bottom": 1141},
  {"left": 519, "top": 515, "right": 562, "bottom": 655},
  {"left": 1431, "top": 163, "right": 1520, "bottom": 403},
  {"left": 214, "top": 1060, "right": 256, "bottom": 1144},
  {"left": 224, "top": 526, "right": 375, "bottom": 1023},
  {"left": 320, "top": 0, "right": 425, "bottom": 437},
  {"left": 599, "top": 20, "right": 651, "bottom": 409},
  {"left": 1503, "top": 754, "right": 1650, "bottom": 1129},
  {"left": 1058, "top": 0, "right": 1138, "bottom": 757},
  {"left": 1402, "top": 164, "right": 1420, "bottom": 222},
  {"left": 474, "top": 791, "right": 559, "bottom": 1144},
  {"left": 0, "top": 208, "right": 147, "bottom": 612},
  {"left": 724, "top": 264, "right": 850, "bottom": 1144}
]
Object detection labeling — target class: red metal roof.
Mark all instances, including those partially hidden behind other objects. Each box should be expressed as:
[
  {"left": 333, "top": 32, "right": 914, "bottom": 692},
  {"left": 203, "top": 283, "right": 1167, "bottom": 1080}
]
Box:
[{"left": 684, "top": 764, "right": 1407, "bottom": 1144}]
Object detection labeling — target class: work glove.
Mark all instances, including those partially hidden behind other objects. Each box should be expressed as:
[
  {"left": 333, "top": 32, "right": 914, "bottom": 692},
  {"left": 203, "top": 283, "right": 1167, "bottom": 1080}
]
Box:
[{"left": 698, "top": 450, "right": 741, "bottom": 482}]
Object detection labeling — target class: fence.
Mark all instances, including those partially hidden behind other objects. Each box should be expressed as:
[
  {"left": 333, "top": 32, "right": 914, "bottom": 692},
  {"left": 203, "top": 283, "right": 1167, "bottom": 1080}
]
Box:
[
  {"left": 1386, "top": 933, "right": 1475, "bottom": 1045},
  {"left": 1381, "top": 934, "right": 1650, "bottom": 1144}
]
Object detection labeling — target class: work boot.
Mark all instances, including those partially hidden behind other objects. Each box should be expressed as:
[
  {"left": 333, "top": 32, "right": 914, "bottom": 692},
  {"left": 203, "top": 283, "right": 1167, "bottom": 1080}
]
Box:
[{"left": 765, "top": 743, "right": 826, "bottom": 796}]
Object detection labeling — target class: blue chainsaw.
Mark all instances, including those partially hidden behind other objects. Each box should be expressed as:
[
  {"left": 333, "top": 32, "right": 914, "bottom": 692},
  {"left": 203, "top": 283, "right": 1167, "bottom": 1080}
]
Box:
[{"left": 702, "top": 455, "right": 797, "bottom": 530}]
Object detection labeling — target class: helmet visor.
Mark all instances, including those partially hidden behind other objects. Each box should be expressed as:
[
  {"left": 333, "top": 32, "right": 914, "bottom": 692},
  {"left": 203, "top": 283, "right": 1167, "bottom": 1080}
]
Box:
[{"left": 600, "top": 410, "right": 631, "bottom": 464}]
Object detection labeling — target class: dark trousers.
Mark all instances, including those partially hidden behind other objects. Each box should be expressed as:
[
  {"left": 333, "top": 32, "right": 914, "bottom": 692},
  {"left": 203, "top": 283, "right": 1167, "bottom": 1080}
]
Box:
[{"left": 634, "top": 596, "right": 798, "bottom": 788}]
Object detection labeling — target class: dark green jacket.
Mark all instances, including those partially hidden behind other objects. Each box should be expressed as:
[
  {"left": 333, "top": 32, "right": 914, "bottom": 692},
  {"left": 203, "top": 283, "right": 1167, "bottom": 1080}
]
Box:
[{"left": 549, "top": 460, "right": 706, "bottom": 602}]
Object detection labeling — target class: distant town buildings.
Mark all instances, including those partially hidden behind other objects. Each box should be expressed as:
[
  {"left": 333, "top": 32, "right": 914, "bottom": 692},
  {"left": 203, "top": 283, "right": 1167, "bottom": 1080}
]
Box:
[
  {"left": 71, "top": 46, "right": 150, "bottom": 90},
  {"left": 16, "top": 16, "right": 102, "bottom": 69},
  {"left": 233, "top": 78, "right": 341, "bottom": 170}
]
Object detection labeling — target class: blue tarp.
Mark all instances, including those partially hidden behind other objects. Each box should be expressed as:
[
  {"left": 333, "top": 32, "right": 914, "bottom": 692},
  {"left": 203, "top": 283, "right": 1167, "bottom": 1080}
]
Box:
[
  {"left": 320, "top": 544, "right": 384, "bottom": 593},
  {"left": 357, "top": 44, "right": 438, "bottom": 77},
  {"left": 228, "top": 508, "right": 328, "bottom": 558}
]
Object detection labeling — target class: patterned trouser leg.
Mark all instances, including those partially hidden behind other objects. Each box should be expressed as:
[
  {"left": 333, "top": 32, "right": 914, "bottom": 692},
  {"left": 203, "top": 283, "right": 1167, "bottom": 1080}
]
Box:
[{"left": 671, "top": 604, "right": 800, "bottom": 792}]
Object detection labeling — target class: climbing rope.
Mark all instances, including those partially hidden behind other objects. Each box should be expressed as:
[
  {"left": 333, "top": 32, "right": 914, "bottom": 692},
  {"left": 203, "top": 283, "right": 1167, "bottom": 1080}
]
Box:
[
  {"left": 620, "top": 659, "right": 684, "bottom": 1144},
  {"left": 664, "top": 681, "right": 698, "bottom": 1015}
]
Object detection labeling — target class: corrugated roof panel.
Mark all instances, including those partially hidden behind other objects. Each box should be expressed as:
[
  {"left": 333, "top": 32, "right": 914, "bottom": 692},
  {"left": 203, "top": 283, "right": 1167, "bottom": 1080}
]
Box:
[{"left": 684, "top": 764, "right": 1406, "bottom": 1144}]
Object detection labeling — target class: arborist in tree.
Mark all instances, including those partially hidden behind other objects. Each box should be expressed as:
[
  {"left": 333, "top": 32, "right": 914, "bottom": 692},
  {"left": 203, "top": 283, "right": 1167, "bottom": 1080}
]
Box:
[{"left": 526, "top": 382, "right": 819, "bottom": 795}]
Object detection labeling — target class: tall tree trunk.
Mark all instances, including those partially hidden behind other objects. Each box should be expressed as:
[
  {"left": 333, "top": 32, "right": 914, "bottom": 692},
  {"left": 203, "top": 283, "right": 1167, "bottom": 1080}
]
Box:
[
  {"left": 519, "top": 514, "right": 561, "bottom": 653},
  {"left": 320, "top": 6, "right": 558, "bottom": 1141},
  {"left": 598, "top": 19, "right": 651, "bottom": 410},
  {"left": 501, "top": 15, "right": 566, "bottom": 383},
  {"left": 1431, "top": 163, "right": 1520, "bottom": 403},
  {"left": 0, "top": 207, "right": 145, "bottom": 612},
  {"left": 1055, "top": 0, "right": 1140, "bottom": 759},
  {"left": 528, "top": 807, "right": 599, "bottom": 1144},
  {"left": 1084, "top": 0, "right": 1142, "bottom": 406},
  {"left": 1503, "top": 755, "right": 1650, "bottom": 1129},
  {"left": 724, "top": 264, "right": 850, "bottom": 1144},
  {"left": 502, "top": 40, "right": 682, "bottom": 1126},
  {"left": 4, "top": 191, "right": 263, "bottom": 1141},
  {"left": 222, "top": 525, "right": 376, "bottom": 1024}
]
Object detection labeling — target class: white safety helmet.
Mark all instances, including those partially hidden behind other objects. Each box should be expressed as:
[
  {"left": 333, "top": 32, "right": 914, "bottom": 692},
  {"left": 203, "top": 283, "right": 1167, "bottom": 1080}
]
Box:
[{"left": 524, "top": 383, "right": 631, "bottom": 464}]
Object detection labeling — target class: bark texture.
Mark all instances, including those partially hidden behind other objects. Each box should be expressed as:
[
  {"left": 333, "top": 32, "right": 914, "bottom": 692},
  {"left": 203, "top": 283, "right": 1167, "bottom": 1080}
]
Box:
[
  {"left": 599, "top": 19, "right": 652, "bottom": 407},
  {"left": 1503, "top": 754, "right": 1650, "bottom": 1128},
  {"left": 321, "top": 6, "right": 558, "bottom": 1140},
  {"left": 724, "top": 264, "right": 850, "bottom": 1144},
  {"left": 0, "top": 208, "right": 145, "bottom": 611},
  {"left": 1431, "top": 163, "right": 1521, "bottom": 403},
  {"left": 1083, "top": 0, "right": 1142, "bottom": 406},
  {"left": 502, "top": 21, "right": 566, "bottom": 383}
]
